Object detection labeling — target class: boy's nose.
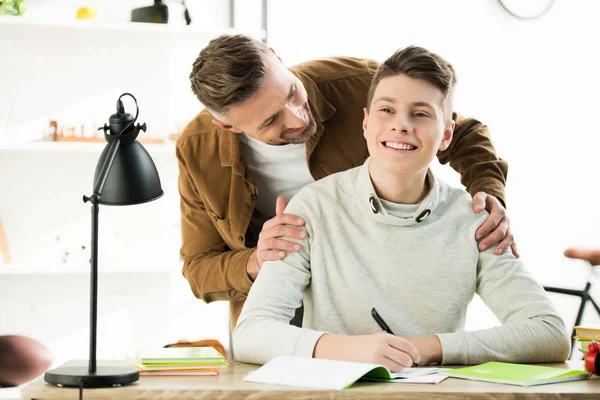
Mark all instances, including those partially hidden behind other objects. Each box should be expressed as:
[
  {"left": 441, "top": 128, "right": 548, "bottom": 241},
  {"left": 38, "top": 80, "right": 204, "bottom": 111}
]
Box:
[{"left": 392, "top": 115, "right": 411, "bottom": 133}]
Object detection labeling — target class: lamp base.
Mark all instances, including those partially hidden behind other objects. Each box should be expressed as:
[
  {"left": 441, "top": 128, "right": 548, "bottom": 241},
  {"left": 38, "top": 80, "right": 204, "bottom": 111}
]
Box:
[{"left": 44, "top": 363, "right": 139, "bottom": 388}]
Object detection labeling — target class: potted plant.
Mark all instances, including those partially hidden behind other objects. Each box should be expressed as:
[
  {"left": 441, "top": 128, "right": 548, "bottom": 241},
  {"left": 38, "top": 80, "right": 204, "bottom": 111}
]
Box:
[{"left": 0, "top": 0, "right": 25, "bottom": 15}]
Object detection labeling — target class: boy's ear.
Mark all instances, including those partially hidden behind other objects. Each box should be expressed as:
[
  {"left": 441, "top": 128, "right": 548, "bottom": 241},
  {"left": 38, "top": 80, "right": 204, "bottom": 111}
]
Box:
[
  {"left": 439, "top": 120, "right": 455, "bottom": 151},
  {"left": 211, "top": 118, "right": 243, "bottom": 134},
  {"left": 362, "top": 108, "right": 369, "bottom": 139},
  {"left": 269, "top": 47, "right": 283, "bottom": 63}
]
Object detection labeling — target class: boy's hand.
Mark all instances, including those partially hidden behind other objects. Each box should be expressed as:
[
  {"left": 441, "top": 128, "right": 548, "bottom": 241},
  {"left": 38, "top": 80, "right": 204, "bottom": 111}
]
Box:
[
  {"left": 246, "top": 196, "right": 305, "bottom": 280},
  {"left": 313, "top": 332, "right": 420, "bottom": 373},
  {"left": 472, "top": 192, "right": 520, "bottom": 258}
]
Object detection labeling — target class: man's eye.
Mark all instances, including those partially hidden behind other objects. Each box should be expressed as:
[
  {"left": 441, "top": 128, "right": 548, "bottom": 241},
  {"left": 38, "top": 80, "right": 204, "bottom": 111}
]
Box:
[
  {"left": 380, "top": 108, "right": 392, "bottom": 113},
  {"left": 414, "top": 112, "right": 429, "bottom": 118}
]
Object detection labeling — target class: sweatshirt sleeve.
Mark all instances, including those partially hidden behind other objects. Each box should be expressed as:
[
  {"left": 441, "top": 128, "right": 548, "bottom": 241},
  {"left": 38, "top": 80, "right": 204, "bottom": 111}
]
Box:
[
  {"left": 233, "top": 198, "right": 328, "bottom": 365},
  {"left": 436, "top": 214, "right": 571, "bottom": 365}
]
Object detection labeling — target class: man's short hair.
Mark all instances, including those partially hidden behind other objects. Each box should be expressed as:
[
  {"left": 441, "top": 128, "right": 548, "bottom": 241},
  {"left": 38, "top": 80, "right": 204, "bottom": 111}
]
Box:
[
  {"left": 189, "top": 34, "right": 271, "bottom": 117},
  {"left": 367, "top": 46, "right": 457, "bottom": 119}
]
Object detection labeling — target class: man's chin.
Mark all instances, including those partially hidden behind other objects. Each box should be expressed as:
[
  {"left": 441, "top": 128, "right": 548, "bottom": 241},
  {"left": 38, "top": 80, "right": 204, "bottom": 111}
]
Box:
[{"left": 282, "top": 127, "right": 316, "bottom": 144}]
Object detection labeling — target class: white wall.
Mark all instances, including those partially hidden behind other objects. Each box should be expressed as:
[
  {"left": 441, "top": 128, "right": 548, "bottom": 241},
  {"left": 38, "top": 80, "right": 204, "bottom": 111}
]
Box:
[{"left": 1, "top": 0, "right": 599, "bottom": 370}]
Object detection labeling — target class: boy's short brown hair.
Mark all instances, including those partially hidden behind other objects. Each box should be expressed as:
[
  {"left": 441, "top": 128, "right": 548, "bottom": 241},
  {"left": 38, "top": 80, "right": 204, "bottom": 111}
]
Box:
[
  {"left": 189, "top": 34, "right": 271, "bottom": 117},
  {"left": 367, "top": 46, "right": 457, "bottom": 120}
]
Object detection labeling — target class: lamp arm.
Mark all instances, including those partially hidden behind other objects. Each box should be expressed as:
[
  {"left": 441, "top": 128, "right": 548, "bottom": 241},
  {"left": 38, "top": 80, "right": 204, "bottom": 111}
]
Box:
[{"left": 83, "top": 139, "right": 121, "bottom": 205}]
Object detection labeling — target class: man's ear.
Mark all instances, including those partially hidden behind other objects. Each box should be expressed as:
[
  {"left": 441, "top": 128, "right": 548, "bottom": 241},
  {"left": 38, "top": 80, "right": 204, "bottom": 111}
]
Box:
[
  {"left": 362, "top": 107, "right": 369, "bottom": 139},
  {"left": 439, "top": 120, "right": 455, "bottom": 151},
  {"left": 211, "top": 118, "right": 243, "bottom": 134}
]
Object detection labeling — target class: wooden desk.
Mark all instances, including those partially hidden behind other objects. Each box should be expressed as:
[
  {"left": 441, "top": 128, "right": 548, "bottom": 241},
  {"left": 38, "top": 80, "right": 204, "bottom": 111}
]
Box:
[{"left": 22, "top": 360, "right": 600, "bottom": 399}]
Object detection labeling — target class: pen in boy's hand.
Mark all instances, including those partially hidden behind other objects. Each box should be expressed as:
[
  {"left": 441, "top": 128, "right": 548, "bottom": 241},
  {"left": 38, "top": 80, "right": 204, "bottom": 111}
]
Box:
[{"left": 371, "top": 307, "right": 419, "bottom": 367}]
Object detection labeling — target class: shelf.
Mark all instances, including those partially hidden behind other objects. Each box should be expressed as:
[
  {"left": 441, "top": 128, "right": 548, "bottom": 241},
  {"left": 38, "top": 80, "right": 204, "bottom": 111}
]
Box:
[
  {"left": 0, "top": 141, "right": 176, "bottom": 155},
  {"left": 0, "top": 15, "right": 266, "bottom": 40},
  {"left": 0, "top": 261, "right": 181, "bottom": 275}
]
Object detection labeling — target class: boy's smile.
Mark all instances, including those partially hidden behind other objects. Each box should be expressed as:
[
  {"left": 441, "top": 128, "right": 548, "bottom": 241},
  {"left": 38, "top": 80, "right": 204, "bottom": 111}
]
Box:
[{"left": 382, "top": 140, "right": 418, "bottom": 152}]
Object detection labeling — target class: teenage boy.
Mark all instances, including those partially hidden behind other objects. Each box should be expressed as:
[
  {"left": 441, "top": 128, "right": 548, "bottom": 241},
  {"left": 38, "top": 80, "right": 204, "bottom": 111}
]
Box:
[{"left": 233, "top": 46, "right": 570, "bottom": 370}]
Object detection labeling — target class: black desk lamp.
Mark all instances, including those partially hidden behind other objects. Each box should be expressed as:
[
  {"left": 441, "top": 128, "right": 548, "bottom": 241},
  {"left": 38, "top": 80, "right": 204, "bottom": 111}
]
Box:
[{"left": 44, "top": 93, "right": 163, "bottom": 388}]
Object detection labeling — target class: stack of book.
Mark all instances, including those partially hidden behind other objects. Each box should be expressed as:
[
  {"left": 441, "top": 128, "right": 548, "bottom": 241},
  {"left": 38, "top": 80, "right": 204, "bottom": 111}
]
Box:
[
  {"left": 574, "top": 326, "right": 600, "bottom": 355},
  {"left": 129, "top": 346, "right": 227, "bottom": 376}
]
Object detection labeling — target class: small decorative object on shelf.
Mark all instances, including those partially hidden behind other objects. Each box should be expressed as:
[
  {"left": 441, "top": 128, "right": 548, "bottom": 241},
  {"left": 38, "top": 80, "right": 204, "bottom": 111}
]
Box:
[
  {"left": 42, "top": 119, "right": 165, "bottom": 144},
  {"left": 76, "top": 5, "right": 98, "bottom": 20},
  {"left": 0, "top": 218, "right": 11, "bottom": 264},
  {"left": 0, "top": 0, "right": 25, "bottom": 16}
]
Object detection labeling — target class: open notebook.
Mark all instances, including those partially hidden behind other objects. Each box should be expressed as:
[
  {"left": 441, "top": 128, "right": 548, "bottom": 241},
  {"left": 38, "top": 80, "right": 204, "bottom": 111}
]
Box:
[{"left": 243, "top": 356, "right": 446, "bottom": 390}]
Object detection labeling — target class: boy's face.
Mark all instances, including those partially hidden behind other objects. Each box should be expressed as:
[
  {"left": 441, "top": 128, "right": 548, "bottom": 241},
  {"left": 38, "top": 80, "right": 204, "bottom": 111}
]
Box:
[{"left": 363, "top": 74, "right": 454, "bottom": 177}]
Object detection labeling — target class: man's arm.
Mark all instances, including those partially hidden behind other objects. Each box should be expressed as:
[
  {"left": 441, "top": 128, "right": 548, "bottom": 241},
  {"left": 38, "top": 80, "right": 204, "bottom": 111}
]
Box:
[
  {"left": 434, "top": 215, "right": 570, "bottom": 365},
  {"left": 437, "top": 113, "right": 508, "bottom": 205},
  {"left": 177, "top": 146, "right": 255, "bottom": 303},
  {"left": 438, "top": 113, "right": 518, "bottom": 256}
]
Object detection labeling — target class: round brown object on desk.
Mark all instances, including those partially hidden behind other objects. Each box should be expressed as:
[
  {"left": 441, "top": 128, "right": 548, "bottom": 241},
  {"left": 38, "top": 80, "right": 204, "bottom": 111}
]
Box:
[{"left": 0, "top": 335, "right": 53, "bottom": 387}]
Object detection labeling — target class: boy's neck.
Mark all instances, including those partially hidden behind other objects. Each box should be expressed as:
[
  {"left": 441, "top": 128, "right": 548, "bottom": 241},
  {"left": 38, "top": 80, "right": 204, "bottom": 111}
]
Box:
[{"left": 369, "top": 164, "right": 429, "bottom": 205}]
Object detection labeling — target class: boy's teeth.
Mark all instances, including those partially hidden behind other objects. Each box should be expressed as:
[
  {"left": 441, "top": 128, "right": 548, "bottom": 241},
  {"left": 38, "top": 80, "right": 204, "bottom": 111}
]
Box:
[{"left": 384, "top": 142, "right": 416, "bottom": 150}]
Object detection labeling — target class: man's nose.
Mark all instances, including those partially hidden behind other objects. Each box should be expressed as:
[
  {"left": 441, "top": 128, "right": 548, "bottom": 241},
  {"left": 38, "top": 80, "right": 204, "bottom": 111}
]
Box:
[{"left": 283, "top": 105, "right": 305, "bottom": 128}]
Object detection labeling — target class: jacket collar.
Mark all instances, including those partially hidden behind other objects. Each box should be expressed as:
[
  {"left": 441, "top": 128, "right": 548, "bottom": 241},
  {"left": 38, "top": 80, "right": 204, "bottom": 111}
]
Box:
[
  {"left": 219, "top": 70, "right": 336, "bottom": 173},
  {"left": 356, "top": 157, "right": 441, "bottom": 227}
]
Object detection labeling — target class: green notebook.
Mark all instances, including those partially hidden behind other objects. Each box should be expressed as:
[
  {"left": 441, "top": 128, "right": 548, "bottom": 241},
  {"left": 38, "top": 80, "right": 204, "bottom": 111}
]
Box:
[
  {"left": 446, "top": 362, "right": 589, "bottom": 387},
  {"left": 135, "top": 347, "right": 225, "bottom": 364}
]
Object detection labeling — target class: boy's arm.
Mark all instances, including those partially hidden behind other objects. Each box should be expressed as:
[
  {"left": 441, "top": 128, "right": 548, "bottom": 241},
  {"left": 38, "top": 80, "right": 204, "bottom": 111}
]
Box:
[
  {"left": 233, "top": 201, "right": 327, "bottom": 365},
  {"left": 435, "top": 216, "right": 570, "bottom": 365},
  {"left": 437, "top": 113, "right": 508, "bottom": 206}
]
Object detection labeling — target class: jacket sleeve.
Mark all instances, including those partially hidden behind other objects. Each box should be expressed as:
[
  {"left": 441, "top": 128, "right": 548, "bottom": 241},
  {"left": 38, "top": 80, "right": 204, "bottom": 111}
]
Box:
[
  {"left": 437, "top": 113, "right": 509, "bottom": 206},
  {"left": 177, "top": 144, "right": 254, "bottom": 303},
  {"left": 436, "top": 213, "right": 571, "bottom": 365}
]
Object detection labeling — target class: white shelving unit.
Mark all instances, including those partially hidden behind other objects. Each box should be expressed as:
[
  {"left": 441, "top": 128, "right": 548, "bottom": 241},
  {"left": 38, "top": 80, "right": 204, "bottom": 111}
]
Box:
[
  {"left": 0, "top": 140, "right": 176, "bottom": 155},
  {"left": 0, "top": 15, "right": 266, "bottom": 40},
  {"left": 0, "top": 260, "right": 181, "bottom": 275}
]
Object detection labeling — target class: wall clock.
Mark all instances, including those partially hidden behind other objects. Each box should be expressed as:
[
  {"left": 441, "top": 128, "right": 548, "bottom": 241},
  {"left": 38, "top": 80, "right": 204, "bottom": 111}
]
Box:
[{"left": 498, "top": 0, "right": 554, "bottom": 20}]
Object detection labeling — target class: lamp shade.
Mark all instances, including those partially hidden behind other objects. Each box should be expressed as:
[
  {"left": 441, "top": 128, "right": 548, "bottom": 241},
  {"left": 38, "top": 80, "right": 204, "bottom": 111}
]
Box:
[{"left": 93, "top": 139, "right": 163, "bottom": 205}]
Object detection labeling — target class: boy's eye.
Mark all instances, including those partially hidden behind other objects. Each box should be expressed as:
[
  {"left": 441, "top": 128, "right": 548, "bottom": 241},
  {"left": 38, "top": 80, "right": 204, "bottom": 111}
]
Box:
[
  {"left": 414, "top": 112, "right": 429, "bottom": 118},
  {"left": 380, "top": 108, "right": 393, "bottom": 113}
]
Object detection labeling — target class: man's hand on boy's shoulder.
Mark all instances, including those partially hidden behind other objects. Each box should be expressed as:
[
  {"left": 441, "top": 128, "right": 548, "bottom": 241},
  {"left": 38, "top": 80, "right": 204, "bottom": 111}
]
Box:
[
  {"left": 246, "top": 196, "right": 307, "bottom": 281},
  {"left": 472, "top": 192, "right": 520, "bottom": 258}
]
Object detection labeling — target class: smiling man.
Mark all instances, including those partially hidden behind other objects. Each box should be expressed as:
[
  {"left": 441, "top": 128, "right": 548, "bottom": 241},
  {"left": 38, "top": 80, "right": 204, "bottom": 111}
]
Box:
[
  {"left": 233, "top": 45, "right": 569, "bottom": 369},
  {"left": 177, "top": 34, "right": 514, "bottom": 330}
]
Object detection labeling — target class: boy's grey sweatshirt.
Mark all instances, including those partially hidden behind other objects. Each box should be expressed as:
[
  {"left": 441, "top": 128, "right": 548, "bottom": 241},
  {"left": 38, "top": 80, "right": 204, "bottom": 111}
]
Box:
[{"left": 233, "top": 159, "right": 570, "bottom": 365}]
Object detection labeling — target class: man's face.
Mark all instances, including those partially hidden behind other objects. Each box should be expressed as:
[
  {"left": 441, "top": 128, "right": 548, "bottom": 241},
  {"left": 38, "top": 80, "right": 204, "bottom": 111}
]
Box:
[
  {"left": 363, "top": 74, "right": 454, "bottom": 177},
  {"left": 220, "top": 54, "right": 317, "bottom": 145}
]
